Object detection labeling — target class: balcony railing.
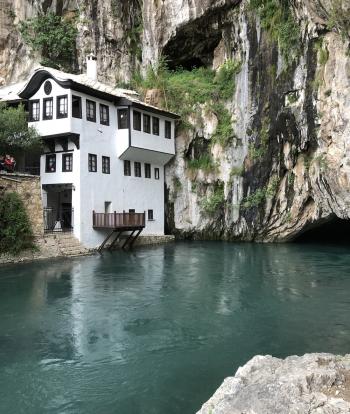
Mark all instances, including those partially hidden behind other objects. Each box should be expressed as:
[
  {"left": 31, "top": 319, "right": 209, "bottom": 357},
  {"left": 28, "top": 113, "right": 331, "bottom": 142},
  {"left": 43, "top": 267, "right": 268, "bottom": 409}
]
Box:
[{"left": 92, "top": 211, "right": 145, "bottom": 229}]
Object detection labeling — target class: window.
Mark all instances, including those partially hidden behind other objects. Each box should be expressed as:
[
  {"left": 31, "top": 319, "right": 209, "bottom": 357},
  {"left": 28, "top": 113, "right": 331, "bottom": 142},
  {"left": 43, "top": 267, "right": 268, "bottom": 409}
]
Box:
[
  {"left": 143, "top": 114, "right": 151, "bottom": 133},
  {"left": 165, "top": 120, "right": 172, "bottom": 139},
  {"left": 133, "top": 110, "right": 141, "bottom": 131},
  {"left": 129, "top": 209, "right": 135, "bottom": 213},
  {"left": 145, "top": 163, "right": 151, "bottom": 178},
  {"left": 124, "top": 160, "right": 131, "bottom": 176},
  {"left": 86, "top": 100, "right": 96, "bottom": 122},
  {"left": 152, "top": 117, "right": 159, "bottom": 135},
  {"left": 72, "top": 95, "right": 82, "bottom": 118},
  {"left": 45, "top": 154, "right": 56, "bottom": 172},
  {"left": 100, "top": 104, "right": 109, "bottom": 125},
  {"left": 148, "top": 209, "right": 154, "bottom": 221},
  {"left": 44, "top": 80, "right": 52, "bottom": 95},
  {"left": 134, "top": 161, "right": 141, "bottom": 177},
  {"left": 62, "top": 153, "right": 73, "bottom": 172},
  {"left": 29, "top": 100, "right": 40, "bottom": 122},
  {"left": 43, "top": 98, "right": 53, "bottom": 120},
  {"left": 57, "top": 95, "right": 68, "bottom": 118},
  {"left": 154, "top": 167, "right": 160, "bottom": 180},
  {"left": 102, "top": 156, "right": 110, "bottom": 174},
  {"left": 88, "top": 153, "right": 97, "bottom": 172},
  {"left": 118, "top": 108, "right": 128, "bottom": 129}
]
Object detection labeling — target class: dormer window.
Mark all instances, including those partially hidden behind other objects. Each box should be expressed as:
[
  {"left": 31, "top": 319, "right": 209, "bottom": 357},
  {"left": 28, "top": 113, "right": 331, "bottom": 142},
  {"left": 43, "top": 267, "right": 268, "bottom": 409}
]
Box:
[
  {"left": 29, "top": 100, "right": 40, "bottom": 122},
  {"left": 43, "top": 98, "right": 53, "bottom": 120},
  {"left": 86, "top": 100, "right": 96, "bottom": 122},
  {"left": 100, "top": 104, "right": 109, "bottom": 126},
  {"left": 57, "top": 95, "right": 68, "bottom": 118}
]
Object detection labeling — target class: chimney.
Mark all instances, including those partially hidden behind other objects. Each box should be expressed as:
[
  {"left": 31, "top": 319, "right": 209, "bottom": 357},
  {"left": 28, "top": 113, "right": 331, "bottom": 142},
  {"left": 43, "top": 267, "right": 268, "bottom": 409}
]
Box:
[{"left": 86, "top": 54, "right": 97, "bottom": 80}]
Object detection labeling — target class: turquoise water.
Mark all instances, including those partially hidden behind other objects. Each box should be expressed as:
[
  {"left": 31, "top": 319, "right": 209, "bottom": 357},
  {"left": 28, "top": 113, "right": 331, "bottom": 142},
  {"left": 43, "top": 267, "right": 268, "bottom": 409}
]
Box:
[{"left": 1, "top": 241, "right": 350, "bottom": 413}]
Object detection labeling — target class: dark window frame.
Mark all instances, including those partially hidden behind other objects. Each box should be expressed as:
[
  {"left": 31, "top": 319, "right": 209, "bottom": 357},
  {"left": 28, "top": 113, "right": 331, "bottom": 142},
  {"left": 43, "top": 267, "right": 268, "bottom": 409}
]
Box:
[
  {"left": 154, "top": 167, "right": 160, "bottom": 180},
  {"left": 100, "top": 104, "right": 110, "bottom": 126},
  {"left": 134, "top": 161, "right": 141, "bottom": 177},
  {"left": 143, "top": 114, "right": 151, "bottom": 134},
  {"left": 72, "top": 95, "right": 82, "bottom": 119},
  {"left": 88, "top": 153, "right": 97, "bottom": 172},
  {"left": 148, "top": 209, "right": 154, "bottom": 221},
  {"left": 165, "top": 120, "right": 172, "bottom": 139},
  {"left": 43, "top": 97, "right": 53, "bottom": 120},
  {"left": 102, "top": 156, "right": 110, "bottom": 174},
  {"left": 124, "top": 160, "right": 131, "bottom": 176},
  {"left": 86, "top": 99, "right": 96, "bottom": 122},
  {"left": 62, "top": 153, "right": 73, "bottom": 172},
  {"left": 152, "top": 117, "right": 159, "bottom": 135},
  {"left": 118, "top": 108, "right": 129, "bottom": 129},
  {"left": 45, "top": 154, "right": 56, "bottom": 173},
  {"left": 29, "top": 99, "right": 40, "bottom": 122},
  {"left": 133, "top": 110, "right": 142, "bottom": 131},
  {"left": 56, "top": 94, "right": 68, "bottom": 119},
  {"left": 145, "top": 163, "right": 151, "bottom": 178}
]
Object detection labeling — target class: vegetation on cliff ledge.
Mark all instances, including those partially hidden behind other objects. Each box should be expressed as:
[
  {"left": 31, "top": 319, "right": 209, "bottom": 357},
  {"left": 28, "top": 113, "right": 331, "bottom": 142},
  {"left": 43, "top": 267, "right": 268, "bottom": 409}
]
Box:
[
  {"left": 131, "top": 58, "right": 241, "bottom": 148},
  {"left": 249, "top": 0, "right": 300, "bottom": 64},
  {"left": 19, "top": 12, "right": 77, "bottom": 70},
  {"left": 0, "top": 192, "right": 35, "bottom": 255}
]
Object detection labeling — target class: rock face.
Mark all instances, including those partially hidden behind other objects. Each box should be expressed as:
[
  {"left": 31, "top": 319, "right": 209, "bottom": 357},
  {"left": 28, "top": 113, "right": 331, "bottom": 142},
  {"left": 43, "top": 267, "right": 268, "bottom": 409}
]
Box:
[
  {"left": 1, "top": 0, "right": 350, "bottom": 241},
  {"left": 197, "top": 353, "right": 350, "bottom": 414}
]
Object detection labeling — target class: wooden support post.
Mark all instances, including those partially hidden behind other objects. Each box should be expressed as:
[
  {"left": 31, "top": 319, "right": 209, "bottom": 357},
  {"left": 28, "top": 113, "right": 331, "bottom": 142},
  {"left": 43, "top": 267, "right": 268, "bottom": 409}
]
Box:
[
  {"left": 129, "top": 228, "right": 143, "bottom": 249},
  {"left": 97, "top": 229, "right": 115, "bottom": 253},
  {"left": 122, "top": 230, "right": 135, "bottom": 250}
]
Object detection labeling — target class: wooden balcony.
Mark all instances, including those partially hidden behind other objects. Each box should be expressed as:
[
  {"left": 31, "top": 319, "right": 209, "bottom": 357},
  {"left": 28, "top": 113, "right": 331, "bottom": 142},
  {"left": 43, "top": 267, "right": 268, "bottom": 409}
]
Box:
[{"left": 92, "top": 211, "right": 145, "bottom": 230}]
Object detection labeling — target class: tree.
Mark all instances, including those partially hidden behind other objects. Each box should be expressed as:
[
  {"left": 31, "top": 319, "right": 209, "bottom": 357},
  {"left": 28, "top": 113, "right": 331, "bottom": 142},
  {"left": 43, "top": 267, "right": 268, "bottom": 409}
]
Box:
[
  {"left": 19, "top": 12, "right": 78, "bottom": 70},
  {"left": 0, "top": 103, "right": 41, "bottom": 154}
]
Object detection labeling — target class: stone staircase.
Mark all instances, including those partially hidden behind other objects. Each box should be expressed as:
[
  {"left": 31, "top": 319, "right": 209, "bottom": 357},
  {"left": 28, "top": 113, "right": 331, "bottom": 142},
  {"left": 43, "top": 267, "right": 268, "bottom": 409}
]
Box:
[{"left": 48, "top": 233, "right": 91, "bottom": 257}]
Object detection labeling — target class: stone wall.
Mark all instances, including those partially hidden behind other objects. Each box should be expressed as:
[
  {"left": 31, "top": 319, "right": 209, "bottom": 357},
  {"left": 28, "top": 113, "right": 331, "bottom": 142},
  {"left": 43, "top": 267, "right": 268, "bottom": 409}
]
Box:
[{"left": 0, "top": 173, "right": 44, "bottom": 235}]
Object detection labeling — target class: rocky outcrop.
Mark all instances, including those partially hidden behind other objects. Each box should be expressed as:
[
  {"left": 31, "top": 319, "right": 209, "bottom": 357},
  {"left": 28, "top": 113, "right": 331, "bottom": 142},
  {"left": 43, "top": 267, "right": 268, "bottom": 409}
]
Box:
[
  {"left": 197, "top": 353, "right": 350, "bottom": 414},
  {"left": 1, "top": 0, "right": 350, "bottom": 242}
]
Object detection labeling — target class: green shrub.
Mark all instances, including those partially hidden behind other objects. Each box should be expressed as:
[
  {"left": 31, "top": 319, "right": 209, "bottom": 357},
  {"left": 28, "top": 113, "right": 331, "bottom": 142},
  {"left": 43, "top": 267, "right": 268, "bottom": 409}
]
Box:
[
  {"left": 242, "top": 176, "right": 279, "bottom": 208},
  {"left": 131, "top": 58, "right": 240, "bottom": 146},
  {"left": 188, "top": 154, "right": 217, "bottom": 173},
  {"left": 19, "top": 12, "right": 77, "bottom": 70},
  {"left": 249, "top": 0, "right": 300, "bottom": 65},
  {"left": 200, "top": 184, "right": 225, "bottom": 215},
  {"left": 0, "top": 192, "right": 35, "bottom": 255},
  {"left": 327, "top": 0, "right": 350, "bottom": 41}
]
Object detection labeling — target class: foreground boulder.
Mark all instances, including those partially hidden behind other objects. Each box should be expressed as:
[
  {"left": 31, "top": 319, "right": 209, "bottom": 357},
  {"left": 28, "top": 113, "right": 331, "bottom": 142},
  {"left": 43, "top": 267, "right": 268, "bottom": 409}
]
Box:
[{"left": 197, "top": 354, "right": 350, "bottom": 414}]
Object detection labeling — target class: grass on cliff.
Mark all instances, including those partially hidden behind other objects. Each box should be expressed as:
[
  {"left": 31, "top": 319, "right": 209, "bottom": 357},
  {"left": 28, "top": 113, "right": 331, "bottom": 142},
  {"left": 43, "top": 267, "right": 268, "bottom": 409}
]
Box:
[
  {"left": 249, "top": 0, "right": 300, "bottom": 65},
  {"left": 0, "top": 192, "right": 35, "bottom": 255},
  {"left": 130, "top": 58, "right": 241, "bottom": 147}
]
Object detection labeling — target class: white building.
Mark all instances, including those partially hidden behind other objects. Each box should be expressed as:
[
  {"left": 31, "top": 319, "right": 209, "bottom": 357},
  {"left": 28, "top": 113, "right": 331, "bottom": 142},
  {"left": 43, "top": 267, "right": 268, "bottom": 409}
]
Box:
[{"left": 5, "top": 58, "right": 178, "bottom": 248}]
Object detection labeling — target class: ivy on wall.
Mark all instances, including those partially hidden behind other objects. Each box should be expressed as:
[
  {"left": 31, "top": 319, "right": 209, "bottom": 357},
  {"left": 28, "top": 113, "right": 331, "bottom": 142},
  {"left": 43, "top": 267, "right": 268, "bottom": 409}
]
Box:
[{"left": 0, "top": 192, "right": 35, "bottom": 255}]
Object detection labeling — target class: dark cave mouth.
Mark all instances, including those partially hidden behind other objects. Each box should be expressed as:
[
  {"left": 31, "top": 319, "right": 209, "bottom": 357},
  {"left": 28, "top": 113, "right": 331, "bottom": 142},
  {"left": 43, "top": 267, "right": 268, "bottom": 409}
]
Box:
[{"left": 293, "top": 216, "right": 350, "bottom": 244}]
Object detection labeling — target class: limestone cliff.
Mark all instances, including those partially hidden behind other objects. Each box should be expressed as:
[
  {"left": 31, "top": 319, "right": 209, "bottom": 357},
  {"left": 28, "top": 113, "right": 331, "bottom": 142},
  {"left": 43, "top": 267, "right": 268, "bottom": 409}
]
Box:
[
  {"left": 197, "top": 353, "right": 350, "bottom": 413},
  {"left": 1, "top": 0, "right": 350, "bottom": 241}
]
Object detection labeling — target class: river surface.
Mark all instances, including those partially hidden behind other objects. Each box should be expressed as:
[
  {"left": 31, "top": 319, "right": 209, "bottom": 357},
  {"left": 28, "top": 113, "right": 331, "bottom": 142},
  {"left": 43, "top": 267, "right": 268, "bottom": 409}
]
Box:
[{"left": 1, "top": 241, "right": 350, "bottom": 414}]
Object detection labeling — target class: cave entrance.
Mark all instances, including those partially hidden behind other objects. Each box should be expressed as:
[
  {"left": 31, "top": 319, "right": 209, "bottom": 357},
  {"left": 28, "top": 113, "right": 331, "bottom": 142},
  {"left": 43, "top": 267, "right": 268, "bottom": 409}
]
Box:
[
  {"left": 293, "top": 216, "right": 350, "bottom": 244},
  {"left": 162, "top": 9, "right": 224, "bottom": 70}
]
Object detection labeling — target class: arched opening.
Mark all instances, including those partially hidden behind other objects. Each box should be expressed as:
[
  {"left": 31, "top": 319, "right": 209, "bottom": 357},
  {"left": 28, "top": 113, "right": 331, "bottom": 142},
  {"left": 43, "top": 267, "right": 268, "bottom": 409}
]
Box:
[{"left": 293, "top": 216, "right": 350, "bottom": 244}]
